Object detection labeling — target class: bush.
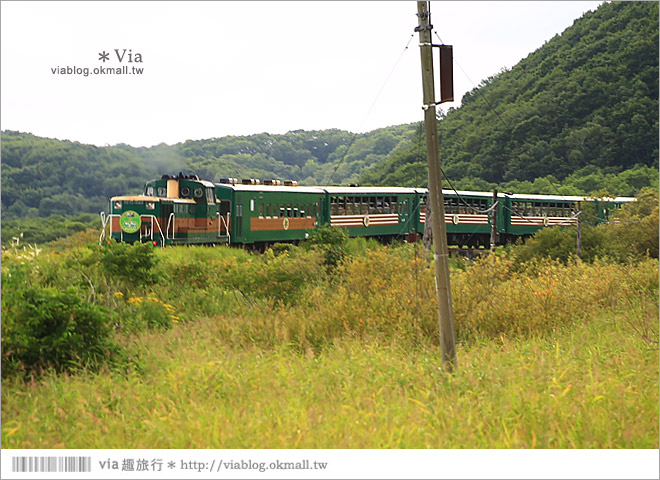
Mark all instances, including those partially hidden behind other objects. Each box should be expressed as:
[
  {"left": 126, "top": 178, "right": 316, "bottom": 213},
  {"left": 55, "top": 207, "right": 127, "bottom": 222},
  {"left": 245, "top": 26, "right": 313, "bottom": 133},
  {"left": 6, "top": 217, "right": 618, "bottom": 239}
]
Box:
[
  {"left": 1, "top": 265, "right": 116, "bottom": 378},
  {"left": 510, "top": 224, "right": 608, "bottom": 264},
  {"left": 98, "top": 241, "right": 156, "bottom": 287},
  {"left": 301, "top": 225, "right": 349, "bottom": 268},
  {"left": 605, "top": 188, "right": 659, "bottom": 259}
]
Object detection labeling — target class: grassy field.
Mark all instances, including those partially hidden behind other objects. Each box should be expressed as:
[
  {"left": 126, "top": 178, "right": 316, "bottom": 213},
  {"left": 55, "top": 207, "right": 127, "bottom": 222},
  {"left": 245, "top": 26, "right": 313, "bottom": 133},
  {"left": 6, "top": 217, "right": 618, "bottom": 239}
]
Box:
[{"left": 1, "top": 237, "right": 658, "bottom": 449}]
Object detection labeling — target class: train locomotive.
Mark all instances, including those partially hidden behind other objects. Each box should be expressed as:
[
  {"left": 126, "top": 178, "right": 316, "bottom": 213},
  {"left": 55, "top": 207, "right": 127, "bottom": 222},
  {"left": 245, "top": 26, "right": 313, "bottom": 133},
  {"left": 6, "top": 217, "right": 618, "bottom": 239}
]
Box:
[{"left": 100, "top": 173, "right": 635, "bottom": 248}]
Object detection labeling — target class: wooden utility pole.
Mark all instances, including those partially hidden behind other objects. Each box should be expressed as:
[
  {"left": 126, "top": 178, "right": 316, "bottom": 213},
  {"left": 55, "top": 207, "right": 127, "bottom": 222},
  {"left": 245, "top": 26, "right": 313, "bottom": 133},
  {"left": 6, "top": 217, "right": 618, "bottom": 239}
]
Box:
[
  {"left": 490, "top": 189, "right": 499, "bottom": 250},
  {"left": 415, "top": 1, "right": 457, "bottom": 371}
]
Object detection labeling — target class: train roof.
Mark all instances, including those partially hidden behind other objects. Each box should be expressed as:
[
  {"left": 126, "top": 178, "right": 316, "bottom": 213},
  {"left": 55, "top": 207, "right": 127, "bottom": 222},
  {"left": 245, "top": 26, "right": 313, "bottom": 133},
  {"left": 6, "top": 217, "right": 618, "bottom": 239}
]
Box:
[
  {"left": 111, "top": 195, "right": 195, "bottom": 203},
  {"left": 322, "top": 186, "right": 419, "bottom": 195},
  {"left": 505, "top": 193, "right": 636, "bottom": 202},
  {"left": 216, "top": 184, "right": 327, "bottom": 194},
  {"left": 214, "top": 183, "right": 636, "bottom": 203},
  {"left": 417, "top": 188, "right": 635, "bottom": 203}
]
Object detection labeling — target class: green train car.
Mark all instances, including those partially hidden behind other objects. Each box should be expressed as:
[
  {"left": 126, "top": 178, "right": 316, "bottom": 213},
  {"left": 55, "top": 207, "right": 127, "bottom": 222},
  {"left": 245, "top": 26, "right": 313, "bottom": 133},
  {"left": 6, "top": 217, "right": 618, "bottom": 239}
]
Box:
[{"left": 100, "top": 174, "right": 635, "bottom": 248}]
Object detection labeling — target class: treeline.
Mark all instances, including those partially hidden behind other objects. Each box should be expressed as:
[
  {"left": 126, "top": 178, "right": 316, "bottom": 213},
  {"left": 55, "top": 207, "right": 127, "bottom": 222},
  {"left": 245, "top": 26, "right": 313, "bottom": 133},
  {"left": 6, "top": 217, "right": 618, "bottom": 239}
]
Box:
[
  {"left": 1, "top": 125, "right": 418, "bottom": 222},
  {"left": 176, "top": 125, "right": 417, "bottom": 187},
  {"left": 1, "top": 132, "right": 160, "bottom": 221},
  {"left": 360, "top": 136, "right": 658, "bottom": 196},
  {"left": 361, "top": 1, "right": 659, "bottom": 193}
]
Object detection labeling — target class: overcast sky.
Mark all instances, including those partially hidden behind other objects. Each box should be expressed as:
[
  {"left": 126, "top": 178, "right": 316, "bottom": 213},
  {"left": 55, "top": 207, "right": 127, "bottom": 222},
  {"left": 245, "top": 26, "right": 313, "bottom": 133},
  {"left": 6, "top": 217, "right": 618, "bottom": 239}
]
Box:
[{"left": 1, "top": 1, "right": 602, "bottom": 148}]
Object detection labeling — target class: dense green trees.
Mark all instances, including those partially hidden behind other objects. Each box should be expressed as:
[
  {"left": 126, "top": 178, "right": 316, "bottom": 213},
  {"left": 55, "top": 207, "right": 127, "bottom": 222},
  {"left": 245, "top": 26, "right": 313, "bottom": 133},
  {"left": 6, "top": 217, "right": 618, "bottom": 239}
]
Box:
[
  {"left": 361, "top": 1, "right": 658, "bottom": 193},
  {"left": 1, "top": 125, "right": 418, "bottom": 222},
  {"left": 1, "top": 131, "right": 156, "bottom": 221}
]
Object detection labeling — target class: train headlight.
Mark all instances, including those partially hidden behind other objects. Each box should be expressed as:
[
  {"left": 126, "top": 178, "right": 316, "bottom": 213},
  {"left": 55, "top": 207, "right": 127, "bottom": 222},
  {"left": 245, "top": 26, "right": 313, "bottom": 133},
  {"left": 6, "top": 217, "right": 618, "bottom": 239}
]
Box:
[
  {"left": 114, "top": 201, "right": 122, "bottom": 210},
  {"left": 146, "top": 202, "right": 155, "bottom": 210}
]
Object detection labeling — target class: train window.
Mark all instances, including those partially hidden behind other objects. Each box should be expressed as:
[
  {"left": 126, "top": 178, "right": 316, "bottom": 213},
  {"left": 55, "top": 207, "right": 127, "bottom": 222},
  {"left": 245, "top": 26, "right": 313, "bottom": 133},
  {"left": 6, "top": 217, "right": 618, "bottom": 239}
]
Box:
[
  {"left": 293, "top": 206, "right": 299, "bottom": 218},
  {"left": 280, "top": 206, "right": 285, "bottom": 217},
  {"left": 338, "top": 198, "right": 346, "bottom": 215},
  {"left": 459, "top": 200, "right": 468, "bottom": 214},
  {"left": 443, "top": 198, "right": 453, "bottom": 214},
  {"left": 157, "top": 187, "right": 166, "bottom": 197},
  {"left": 286, "top": 205, "right": 292, "bottom": 217},
  {"left": 206, "top": 188, "right": 215, "bottom": 204},
  {"left": 259, "top": 204, "right": 264, "bottom": 218},
  {"left": 146, "top": 186, "right": 154, "bottom": 196},
  {"left": 265, "top": 204, "right": 271, "bottom": 218},
  {"left": 383, "top": 197, "right": 391, "bottom": 214}
]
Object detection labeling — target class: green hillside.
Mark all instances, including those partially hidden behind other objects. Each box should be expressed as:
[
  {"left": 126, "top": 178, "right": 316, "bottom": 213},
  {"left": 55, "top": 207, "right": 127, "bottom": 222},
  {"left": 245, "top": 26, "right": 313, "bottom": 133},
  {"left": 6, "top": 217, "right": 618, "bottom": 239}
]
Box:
[
  {"left": 360, "top": 1, "right": 659, "bottom": 194},
  {"left": 0, "top": 125, "right": 418, "bottom": 222}
]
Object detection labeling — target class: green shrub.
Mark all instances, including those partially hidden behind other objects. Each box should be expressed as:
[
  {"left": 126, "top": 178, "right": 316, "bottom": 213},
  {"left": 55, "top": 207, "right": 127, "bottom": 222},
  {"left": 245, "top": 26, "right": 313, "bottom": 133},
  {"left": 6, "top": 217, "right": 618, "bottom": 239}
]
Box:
[
  {"left": 605, "top": 188, "right": 659, "bottom": 259},
  {"left": 98, "top": 241, "right": 156, "bottom": 287},
  {"left": 1, "top": 266, "right": 116, "bottom": 378},
  {"left": 510, "top": 224, "right": 608, "bottom": 264},
  {"left": 301, "top": 225, "right": 349, "bottom": 268}
]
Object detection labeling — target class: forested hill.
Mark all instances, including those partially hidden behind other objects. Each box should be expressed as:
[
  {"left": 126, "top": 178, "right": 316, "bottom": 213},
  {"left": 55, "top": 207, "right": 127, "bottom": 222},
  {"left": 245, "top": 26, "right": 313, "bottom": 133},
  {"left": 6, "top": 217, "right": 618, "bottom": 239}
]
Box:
[
  {"left": 2, "top": 2, "right": 658, "bottom": 223},
  {"left": 1, "top": 124, "right": 418, "bottom": 221},
  {"left": 360, "top": 1, "right": 659, "bottom": 194}
]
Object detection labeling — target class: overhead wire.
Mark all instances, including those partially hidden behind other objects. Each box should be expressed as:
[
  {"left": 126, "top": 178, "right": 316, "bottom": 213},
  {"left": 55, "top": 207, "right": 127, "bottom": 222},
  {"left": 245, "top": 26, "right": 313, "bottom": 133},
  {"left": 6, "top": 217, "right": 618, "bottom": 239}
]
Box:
[{"left": 324, "top": 34, "right": 415, "bottom": 185}]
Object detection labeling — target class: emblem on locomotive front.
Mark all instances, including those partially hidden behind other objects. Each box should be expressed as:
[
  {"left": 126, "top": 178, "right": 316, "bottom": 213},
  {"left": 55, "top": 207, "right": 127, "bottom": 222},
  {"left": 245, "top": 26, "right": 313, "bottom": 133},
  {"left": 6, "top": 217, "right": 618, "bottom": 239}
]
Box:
[{"left": 120, "top": 210, "right": 141, "bottom": 233}]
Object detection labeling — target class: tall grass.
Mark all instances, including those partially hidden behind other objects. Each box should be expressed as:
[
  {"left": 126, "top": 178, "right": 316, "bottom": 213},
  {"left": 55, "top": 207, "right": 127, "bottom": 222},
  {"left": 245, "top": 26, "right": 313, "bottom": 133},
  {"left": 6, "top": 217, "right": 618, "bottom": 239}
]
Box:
[
  {"left": 1, "top": 239, "right": 657, "bottom": 448},
  {"left": 2, "top": 312, "right": 657, "bottom": 448}
]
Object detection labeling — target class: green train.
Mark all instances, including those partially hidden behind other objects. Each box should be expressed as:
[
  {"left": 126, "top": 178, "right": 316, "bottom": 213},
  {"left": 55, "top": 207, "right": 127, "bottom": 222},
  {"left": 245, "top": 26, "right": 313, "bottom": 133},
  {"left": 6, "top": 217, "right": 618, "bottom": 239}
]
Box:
[{"left": 100, "top": 173, "right": 635, "bottom": 248}]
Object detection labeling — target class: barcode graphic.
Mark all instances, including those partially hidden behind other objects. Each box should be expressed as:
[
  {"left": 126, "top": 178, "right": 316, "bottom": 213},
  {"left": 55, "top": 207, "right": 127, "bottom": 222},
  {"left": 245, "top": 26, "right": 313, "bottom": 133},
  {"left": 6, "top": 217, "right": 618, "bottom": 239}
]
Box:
[{"left": 11, "top": 456, "right": 92, "bottom": 473}]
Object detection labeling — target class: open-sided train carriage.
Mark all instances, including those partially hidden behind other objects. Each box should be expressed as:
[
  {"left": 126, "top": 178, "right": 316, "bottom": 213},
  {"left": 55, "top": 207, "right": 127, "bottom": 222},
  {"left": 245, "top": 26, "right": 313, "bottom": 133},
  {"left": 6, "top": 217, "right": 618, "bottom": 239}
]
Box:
[{"left": 100, "top": 174, "right": 635, "bottom": 248}]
